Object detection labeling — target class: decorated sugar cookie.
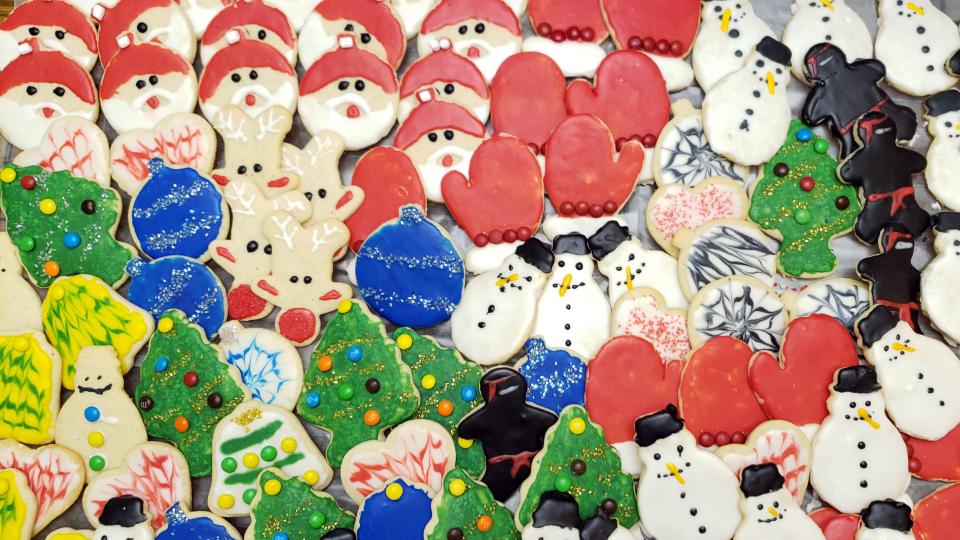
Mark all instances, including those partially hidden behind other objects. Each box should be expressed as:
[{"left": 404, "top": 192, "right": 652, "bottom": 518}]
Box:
[
  {"left": 520, "top": 491, "right": 634, "bottom": 540},
  {"left": 810, "top": 508, "right": 860, "bottom": 540},
  {"left": 100, "top": 42, "right": 198, "bottom": 134},
  {"left": 442, "top": 133, "right": 544, "bottom": 273},
  {"left": 0, "top": 331, "right": 61, "bottom": 445},
  {"left": 355, "top": 206, "right": 464, "bottom": 328},
  {"left": 688, "top": 275, "right": 786, "bottom": 353},
  {"left": 858, "top": 500, "right": 915, "bottom": 540},
  {"left": 0, "top": 232, "right": 42, "bottom": 332},
  {"left": 522, "top": 0, "right": 608, "bottom": 77},
  {"left": 702, "top": 37, "right": 793, "bottom": 166},
  {"left": 399, "top": 47, "right": 490, "bottom": 123},
  {"left": 905, "top": 424, "right": 960, "bottom": 481},
  {"left": 924, "top": 91, "right": 960, "bottom": 210},
  {"left": 200, "top": 0, "right": 297, "bottom": 66},
  {"left": 299, "top": 36, "right": 400, "bottom": 151},
  {"left": 424, "top": 468, "right": 519, "bottom": 540},
  {"left": 675, "top": 220, "right": 778, "bottom": 299},
  {"left": 634, "top": 404, "right": 741, "bottom": 540},
  {"left": 281, "top": 132, "right": 365, "bottom": 225},
  {"left": 450, "top": 238, "right": 553, "bottom": 365},
  {"left": 45, "top": 529, "right": 93, "bottom": 540},
  {"left": 716, "top": 420, "right": 812, "bottom": 504},
  {"left": 211, "top": 106, "right": 299, "bottom": 195},
  {"left": 92, "top": 0, "right": 195, "bottom": 65},
  {"left": 489, "top": 52, "right": 567, "bottom": 156},
  {"left": 781, "top": 0, "right": 873, "bottom": 84},
  {"left": 392, "top": 0, "right": 440, "bottom": 38},
  {"left": 417, "top": 0, "right": 522, "bottom": 83},
  {"left": 749, "top": 315, "right": 859, "bottom": 428},
  {"left": 299, "top": 0, "right": 405, "bottom": 70},
  {"left": 157, "top": 502, "right": 240, "bottom": 540},
  {"left": 0, "top": 44, "right": 98, "bottom": 151},
  {"left": 198, "top": 32, "right": 298, "bottom": 121},
  {"left": 43, "top": 274, "right": 153, "bottom": 390},
  {"left": 914, "top": 482, "right": 960, "bottom": 540},
  {"left": 734, "top": 464, "right": 824, "bottom": 540},
  {"left": 646, "top": 177, "right": 749, "bottom": 256},
  {"left": 246, "top": 469, "right": 356, "bottom": 540},
  {"left": 516, "top": 338, "right": 587, "bottom": 415},
  {"left": 876, "top": 0, "right": 959, "bottom": 96},
  {"left": 92, "top": 495, "right": 154, "bottom": 540},
  {"left": 922, "top": 213, "right": 960, "bottom": 343},
  {"left": 784, "top": 279, "right": 869, "bottom": 335},
  {"left": 0, "top": 468, "right": 37, "bottom": 540},
  {"left": 14, "top": 117, "right": 110, "bottom": 188},
  {"left": 126, "top": 256, "right": 226, "bottom": 339},
  {"left": 219, "top": 322, "right": 303, "bottom": 410},
  {"left": 0, "top": 0, "right": 98, "bottom": 71},
  {"left": 610, "top": 288, "right": 691, "bottom": 365},
  {"left": 179, "top": 0, "right": 222, "bottom": 36},
  {"left": 810, "top": 366, "right": 910, "bottom": 514},
  {"left": 857, "top": 225, "right": 923, "bottom": 331},
  {"left": 0, "top": 440, "right": 85, "bottom": 532},
  {"left": 355, "top": 479, "right": 433, "bottom": 540},
  {"left": 692, "top": 0, "right": 774, "bottom": 92}
]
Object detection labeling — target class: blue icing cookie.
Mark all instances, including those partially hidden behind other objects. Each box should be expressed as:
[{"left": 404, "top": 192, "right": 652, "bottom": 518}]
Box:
[
  {"left": 355, "top": 206, "right": 464, "bottom": 328},
  {"left": 126, "top": 256, "right": 227, "bottom": 338},
  {"left": 516, "top": 337, "right": 587, "bottom": 414},
  {"left": 130, "top": 158, "right": 227, "bottom": 260},
  {"left": 158, "top": 503, "right": 238, "bottom": 539},
  {"left": 356, "top": 479, "right": 432, "bottom": 540}
]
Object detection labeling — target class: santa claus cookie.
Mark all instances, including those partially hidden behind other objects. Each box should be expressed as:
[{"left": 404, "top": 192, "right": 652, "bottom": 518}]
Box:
[
  {"left": 716, "top": 420, "right": 812, "bottom": 504},
  {"left": 198, "top": 32, "right": 298, "bottom": 122},
  {"left": 210, "top": 105, "right": 298, "bottom": 195},
  {"left": 399, "top": 46, "right": 490, "bottom": 123},
  {"left": 688, "top": 275, "right": 786, "bottom": 353},
  {"left": 876, "top": 0, "right": 960, "bottom": 96},
  {"left": 922, "top": 213, "right": 960, "bottom": 344},
  {"left": 100, "top": 41, "right": 198, "bottom": 134},
  {"left": 397, "top": 94, "right": 487, "bottom": 204},
  {"left": 923, "top": 90, "right": 960, "bottom": 211},
  {"left": 391, "top": 0, "right": 439, "bottom": 39},
  {"left": 692, "top": 0, "right": 774, "bottom": 92},
  {"left": 646, "top": 177, "right": 749, "bottom": 256},
  {"left": 0, "top": 44, "right": 97, "bottom": 151},
  {"left": 442, "top": 133, "right": 545, "bottom": 274},
  {"left": 280, "top": 132, "right": 365, "bottom": 226},
  {"left": 92, "top": 0, "right": 195, "bottom": 65},
  {"left": 600, "top": 0, "right": 701, "bottom": 91},
  {"left": 299, "top": 35, "right": 399, "bottom": 151},
  {"left": 0, "top": 0, "right": 97, "bottom": 71},
  {"left": 522, "top": 0, "right": 608, "bottom": 77},
  {"left": 13, "top": 116, "right": 110, "bottom": 188},
  {"left": 610, "top": 287, "right": 691, "bottom": 365},
  {"left": 781, "top": 0, "right": 873, "bottom": 84},
  {"left": 490, "top": 51, "right": 568, "bottom": 157},
  {"left": 417, "top": 0, "right": 522, "bottom": 83},
  {"left": 299, "top": 0, "right": 405, "bottom": 70},
  {"left": 200, "top": 0, "right": 297, "bottom": 66}
]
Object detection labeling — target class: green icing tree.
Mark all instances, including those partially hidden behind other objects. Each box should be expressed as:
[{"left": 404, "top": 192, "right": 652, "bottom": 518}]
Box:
[
  {"left": 297, "top": 300, "right": 419, "bottom": 466},
  {"left": 250, "top": 469, "right": 355, "bottom": 539},
  {"left": 392, "top": 327, "right": 486, "bottom": 478},
  {"left": 748, "top": 120, "right": 860, "bottom": 277},
  {"left": 515, "top": 405, "right": 639, "bottom": 529},
  {"left": 135, "top": 309, "right": 247, "bottom": 477},
  {"left": 425, "top": 468, "right": 519, "bottom": 540},
  {"left": 0, "top": 164, "right": 135, "bottom": 287}
]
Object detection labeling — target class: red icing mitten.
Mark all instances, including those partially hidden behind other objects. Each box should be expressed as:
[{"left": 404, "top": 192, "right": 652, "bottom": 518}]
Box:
[
  {"left": 680, "top": 336, "right": 768, "bottom": 446},
  {"left": 544, "top": 114, "right": 644, "bottom": 218},
  {"left": 905, "top": 424, "right": 960, "bottom": 482},
  {"left": 810, "top": 507, "right": 859, "bottom": 540},
  {"left": 343, "top": 147, "right": 426, "bottom": 253},
  {"left": 490, "top": 52, "right": 567, "bottom": 154},
  {"left": 565, "top": 50, "right": 670, "bottom": 146},
  {"left": 915, "top": 483, "right": 960, "bottom": 540},
  {"left": 600, "top": 0, "right": 699, "bottom": 57},
  {"left": 748, "top": 315, "right": 859, "bottom": 427}
]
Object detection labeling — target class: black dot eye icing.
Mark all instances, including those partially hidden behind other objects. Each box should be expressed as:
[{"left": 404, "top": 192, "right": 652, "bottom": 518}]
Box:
[
  {"left": 338, "top": 80, "right": 350, "bottom": 91},
  {"left": 231, "top": 73, "right": 242, "bottom": 83},
  {"left": 53, "top": 87, "right": 65, "bottom": 97},
  {"left": 257, "top": 29, "right": 267, "bottom": 40},
  {"left": 137, "top": 21, "right": 148, "bottom": 33},
  {"left": 354, "top": 80, "right": 365, "bottom": 91}
]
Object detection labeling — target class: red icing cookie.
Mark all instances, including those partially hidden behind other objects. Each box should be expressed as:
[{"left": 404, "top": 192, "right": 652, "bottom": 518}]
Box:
[
  {"left": 584, "top": 335, "right": 680, "bottom": 445},
  {"left": 527, "top": 0, "right": 608, "bottom": 45},
  {"left": 490, "top": 52, "right": 567, "bottom": 154},
  {"left": 544, "top": 114, "right": 645, "bottom": 218},
  {"left": 748, "top": 315, "right": 860, "bottom": 427},
  {"left": 399, "top": 48, "right": 490, "bottom": 122},
  {"left": 0, "top": 0, "right": 98, "bottom": 71},
  {"left": 343, "top": 147, "right": 426, "bottom": 253},
  {"left": 442, "top": 134, "right": 543, "bottom": 248},
  {"left": 92, "top": 0, "right": 195, "bottom": 65},
  {"left": 306, "top": 0, "right": 406, "bottom": 69},
  {"left": 915, "top": 483, "right": 960, "bottom": 540},
  {"left": 680, "top": 336, "right": 768, "bottom": 446},
  {"left": 905, "top": 424, "right": 960, "bottom": 482},
  {"left": 600, "top": 0, "right": 700, "bottom": 56},
  {"left": 200, "top": 0, "right": 296, "bottom": 65},
  {"left": 810, "top": 507, "right": 859, "bottom": 540},
  {"left": 565, "top": 50, "right": 669, "bottom": 146}
]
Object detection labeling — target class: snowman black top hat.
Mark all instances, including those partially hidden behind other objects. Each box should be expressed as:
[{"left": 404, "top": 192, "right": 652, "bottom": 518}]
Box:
[
  {"left": 634, "top": 403, "right": 684, "bottom": 447},
  {"left": 857, "top": 306, "right": 900, "bottom": 349},
  {"left": 587, "top": 221, "right": 629, "bottom": 261},
  {"left": 739, "top": 463, "right": 785, "bottom": 498},
  {"left": 932, "top": 212, "right": 960, "bottom": 232},
  {"left": 925, "top": 89, "right": 960, "bottom": 117},
  {"left": 756, "top": 37, "right": 791, "bottom": 67},
  {"left": 532, "top": 491, "right": 583, "bottom": 530},
  {"left": 553, "top": 233, "right": 591, "bottom": 256},
  {"left": 321, "top": 528, "right": 357, "bottom": 540},
  {"left": 99, "top": 495, "right": 148, "bottom": 527},
  {"left": 834, "top": 365, "right": 881, "bottom": 394},
  {"left": 861, "top": 500, "right": 914, "bottom": 532},
  {"left": 516, "top": 237, "right": 555, "bottom": 274},
  {"left": 580, "top": 509, "right": 619, "bottom": 540}
]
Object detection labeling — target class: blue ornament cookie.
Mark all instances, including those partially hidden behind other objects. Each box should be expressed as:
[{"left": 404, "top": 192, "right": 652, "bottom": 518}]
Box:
[
  {"left": 356, "top": 479, "right": 433, "bottom": 540},
  {"left": 516, "top": 337, "right": 587, "bottom": 414},
  {"left": 355, "top": 206, "right": 465, "bottom": 328},
  {"left": 126, "top": 256, "right": 227, "bottom": 338},
  {"left": 156, "top": 502, "right": 240, "bottom": 539}
]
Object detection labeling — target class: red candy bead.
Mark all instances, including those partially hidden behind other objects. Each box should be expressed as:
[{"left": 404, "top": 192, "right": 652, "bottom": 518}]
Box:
[
  {"left": 800, "top": 177, "right": 815, "bottom": 192},
  {"left": 502, "top": 229, "right": 517, "bottom": 243},
  {"left": 589, "top": 204, "right": 604, "bottom": 218},
  {"left": 731, "top": 431, "right": 746, "bottom": 444},
  {"left": 527, "top": 142, "right": 540, "bottom": 156},
  {"left": 581, "top": 27, "right": 595, "bottom": 41},
  {"left": 642, "top": 37, "right": 656, "bottom": 51},
  {"left": 566, "top": 27, "right": 580, "bottom": 41},
  {"left": 699, "top": 432, "right": 715, "bottom": 447},
  {"left": 487, "top": 230, "right": 503, "bottom": 244},
  {"left": 656, "top": 39, "right": 670, "bottom": 54},
  {"left": 714, "top": 432, "right": 731, "bottom": 446},
  {"left": 642, "top": 134, "right": 657, "bottom": 147},
  {"left": 615, "top": 138, "right": 627, "bottom": 152},
  {"left": 627, "top": 36, "right": 642, "bottom": 50},
  {"left": 517, "top": 227, "right": 531, "bottom": 241},
  {"left": 183, "top": 371, "right": 199, "bottom": 387},
  {"left": 909, "top": 457, "right": 921, "bottom": 473},
  {"left": 537, "top": 22, "right": 552, "bottom": 37},
  {"left": 670, "top": 41, "right": 684, "bottom": 56},
  {"left": 575, "top": 202, "right": 590, "bottom": 215},
  {"left": 474, "top": 233, "right": 489, "bottom": 247},
  {"left": 550, "top": 29, "right": 566, "bottom": 43},
  {"left": 540, "top": 143, "right": 549, "bottom": 156},
  {"left": 19, "top": 176, "right": 35, "bottom": 190},
  {"left": 603, "top": 201, "right": 618, "bottom": 214},
  {"left": 559, "top": 202, "right": 575, "bottom": 216}
]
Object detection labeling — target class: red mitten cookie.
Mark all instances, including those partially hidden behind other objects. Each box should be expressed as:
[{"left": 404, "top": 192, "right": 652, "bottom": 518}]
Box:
[
  {"left": 915, "top": 483, "right": 960, "bottom": 540},
  {"left": 524, "top": 0, "right": 608, "bottom": 77},
  {"left": 680, "top": 336, "right": 768, "bottom": 446},
  {"left": 748, "top": 315, "right": 860, "bottom": 427},
  {"left": 490, "top": 52, "right": 567, "bottom": 154},
  {"left": 601, "top": 0, "right": 699, "bottom": 56},
  {"left": 810, "top": 507, "right": 859, "bottom": 540},
  {"left": 905, "top": 424, "right": 960, "bottom": 482}
]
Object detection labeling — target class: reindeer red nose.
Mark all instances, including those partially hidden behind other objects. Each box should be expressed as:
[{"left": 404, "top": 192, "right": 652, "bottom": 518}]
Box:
[
  {"left": 467, "top": 46, "right": 481, "bottom": 58},
  {"left": 147, "top": 96, "right": 160, "bottom": 109},
  {"left": 347, "top": 104, "right": 361, "bottom": 118},
  {"left": 441, "top": 155, "right": 454, "bottom": 167},
  {"left": 245, "top": 94, "right": 257, "bottom": 106}
]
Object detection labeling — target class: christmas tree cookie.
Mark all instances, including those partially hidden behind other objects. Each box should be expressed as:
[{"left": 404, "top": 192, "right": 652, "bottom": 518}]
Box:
[
  {"left": 0, "top": 330, "right": 61, "bottom": 445},
  {"left": 297, "top": 300, "right": 420, "bottom": 466},
  {"left": 246, "top": 469, "right": 355, "bottom": 540},
  {"left": 135, "top": 310, "right": 247, "bottom": 477},
  {"left": 0, "top": 468, "right": 36, "bottom": 540},
  {"left": 515, "top": 405, "right": 639, "bottom": 529},
  {"left": 43, "top": 274, "right": 154, "bottom": 390},
  {"left": 0, "top": 164, "right": 136, "bottom": 288},
  {"left": 392, "top": 327, "right": 485, "bottom": 477},
  {"left": 748, "top": 121, "right": 860, "bottom": 278},
  {"left": 424, "top": 468, "right": 520, "bottom": 540}
]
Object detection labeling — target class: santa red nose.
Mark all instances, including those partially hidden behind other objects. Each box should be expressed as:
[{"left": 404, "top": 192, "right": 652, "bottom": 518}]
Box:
[
  {"left": 245, "top": 94, "right": 257, "bottom": 106},
  {"left": 42, "top": 107, "right": 54, "bottom": 118},
  {"left": 467, "top": 46, "right": 481, "bottom": 58},
  {"left": 347, "top": 104, "right": 361, "bottom": 118},
  {"left": 442, "top": 155, "right": 454, "bottom": 167},
  {"left": 146, "top": 96, "right": 161, "bottom": 109}
]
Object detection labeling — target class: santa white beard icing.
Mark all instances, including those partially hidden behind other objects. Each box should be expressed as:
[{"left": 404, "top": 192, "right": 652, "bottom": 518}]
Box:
[
  {"left": 92, "top": 0, "right": 196, "bottom": 65},
  {"left": 734, "top": 464, "right": 824, "bottom": 540},
  {"left": 0, "top": 0, "right": 99, "bottom": 71},
  {"left": 298, "top": 0, "right": 406, "bottom": 69},
  {"left": 398, "top": 48, "right": 491, "bottom": 124},
  {"left": 857, "top": 500, "right": 916, "bottom": 540}
]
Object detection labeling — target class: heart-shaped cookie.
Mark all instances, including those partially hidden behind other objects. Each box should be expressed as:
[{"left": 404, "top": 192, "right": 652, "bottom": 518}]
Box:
[
  {"left": 715, "top": 420, "right": 811, "bottom": 503},
  {"left": 646, "top": 178, "right": 749, "bottom": 256},
  {"left": 748, "top": 315, "right": 860, "bottom": 428},
  {"left": 905, "top": 424, "right": 960, "bottom": 482},
  {"left": 0, "top": 440, "right": 84, "bottom": 533},
  {"left": 610, "top": 287, "right": 691, "bottom": 364},
  {"left": 14, "top": 117, "right": 110, "bottom": 188},
  {"left": 915, "top": 483, "right": 960, "bottom": 540},
  {"left": 810, "top": 507, "right": 859, "bottom": 540},
  {"left": 490, "top": 52, "right": 568, "bottom": 153}
]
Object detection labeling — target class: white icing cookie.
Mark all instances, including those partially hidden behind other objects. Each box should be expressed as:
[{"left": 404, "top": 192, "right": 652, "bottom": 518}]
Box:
[
  {"left": 923, "top": 90, "right": 960, "bottom": 210},
  {"left": 692, "top": 0, "right": 775, "bottom": 92},
  {"left": 0, "top": 231, "right": 42, "bottom": 333},
  {"left": 14, "top": 117, "right": 111, "bottom": 188},
  {"left": 688, "top": 275, "right": 786, "bottom": 353},
  {"left": 219, "top": 321, "right": 304, "bottom": 411},
  {"left": 716, "top": 420, "right": 812, "bottom": 505},
  {"left": 392, "top": 0, "right": 440, "bottom": 38},
  {"left": 733, "top": 463, "right": 824, "bottom": 540},
  {"left": 875, "top": 0, "right": 960, "bottom": 96},
  {"left": 675, "top": 219, "right": 778, "bottom": 300},
  {"left": 783, "top": 278, "right": 868, "bottom": 335},
  {"left": 781, "top": 0, "right": 873, "bottom": 84},
  {"left": 611, "top": 287, "right": 691, "bottom": 365},
  {"left": 922, "top": 213, "right": 960, "bottom": 345}
]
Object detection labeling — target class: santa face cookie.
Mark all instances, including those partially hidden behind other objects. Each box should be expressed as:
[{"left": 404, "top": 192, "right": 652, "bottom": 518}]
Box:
[
  {"left": 92, "top": 0, "right": 196, "bottom": 65},
  {"left": 857, "top": 500, "right": 915, "bottom": 540},
  {"left": 393, "top": 0, "right": 440, "bottom": 38},
  {"left": 0, "top": 0, "right": 98, "bottom": 71},
  {"left": 417, "top": 0, "right": 523, "bottom": 83},
  {"left": 702, "top": 37, "right": 793, "bottom": 166},
  {"left": 692, "top": 0, "right": 775, "bottom": 92},
  {"left": 200, "top": 0, "right": 297, "bottom": 66},
  {"left": 923, "top": 91, "right": 960, "bottom": 211},
  {"left": 522, "top": 0, "right": 608, "bottom": 77},
  {"left": 399, "top": 48, "right": 490, "bottom": 124},
  {"left": 299, "top": 0, "right": 406, "bottom": 70},
  {"left": 299, "top": 36, "right": 399, "bottom": 151},
  {"left": 92, "top": 496, "right": 154, "bottom": 540},
  {"left": 875, "top": 0, "right": 960, "bottom": 96},
  {"left": 100, "top": 42, "right": 198, "bottom": 134},
  {"left": 781, "top": 0, "right": 873, "bottom": 84},
  {"left": 734, "top": 464, "right": 824, "bottom": 540},
  {"left": 0, "top": 45, "right": 98, "bottom": 151}
]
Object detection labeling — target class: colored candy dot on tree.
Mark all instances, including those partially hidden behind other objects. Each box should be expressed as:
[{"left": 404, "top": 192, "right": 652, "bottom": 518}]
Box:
[
  {"left": 309, "top": 511, "right": 326, "bottom": 529},
  {"left": 422, "top": 374, "right": 437, "bottom": 389},
  {"left": 437, "top": 400, "right": 454, "bottom": 417},
  {"left": 339, "top": 385, "right": 355, "bottom": 400},
  {"left": 569, "top": 418, "right": 586, "bottom": 435},
  {"left": 63, "top": 232, "right": 81, "bottom": 248},
  {"left": 249, "top": 471, "right": 355, "bottom": 540},
  {"left": 39, "top": 198, "right": 57, "bottom": 214},
  {"left": 477, "top": 515, "right": 493, "bottom": 532},
  {"left": 155, "top": 358, "right": 169, "bottom": 372},
  {"left": 555, "top": 475, "right": 572, "bottom": 492},
  {"left": 449, "top": 479, "right": 466, "bottom": 497},
  {"left": 273, "top": 533, "right": 288, "bottom": 540},
  {"left": 425, "top": 468, "right": 519, "bottom": 540},
  {"left": 264, "top": 479, "right": 282, "bottom": 496},
  {"left": 1, "top": 167, "right": 16, "bottom": 182},
  {"left": 174, "top": 416, "right": 190, "bottom": 433},
  {"left": 347, "top": 345, "right": 363, "bottom": 362},
  {"left": 317, "top": 356, "right": 333, "bottom": 371},
  {"left": 364, "top": 410, "right": 381, "bottom": 426},
  {"left": 158, "top": 318, "right": 174, "bottom": 333}
]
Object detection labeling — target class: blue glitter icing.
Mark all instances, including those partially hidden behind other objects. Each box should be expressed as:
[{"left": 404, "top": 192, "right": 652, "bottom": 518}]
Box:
[
  {"left": 356, "top": 479, "right": 432, "bottom": 540},
  {"left": 130, "top": 158, "right": 226, "bottom": 260},
  {"left": 225, "top": 337, "right": 292, "bottom": 405},
  {"left": 157, "top": 503, "right": 237, "bottom": 539},
  {"left": 355, "top": 206, "right": 464, "bottom": 328},
  {"left": 516, "top": 337, "right": 587, "bottom": 414},
  {"left": 126, "top": 256, "right": 227, "bottom": 338}
]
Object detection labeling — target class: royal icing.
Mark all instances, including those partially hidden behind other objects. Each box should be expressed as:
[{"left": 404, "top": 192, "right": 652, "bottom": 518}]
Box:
[
  {"left": 922, "top": 212, "right": 960, "bottom": 344},
  {"left": 392, "top": 0, "right": 441, "bottom": 39},
  {"left": 857, "top": 226, "right": 923, "bottom": 331},
  {"left": 810, "top": 507, "right": 860, "bottom": 540},
  {"left": 610, "top": 287, "right": 691, "bottom": 365},
  {"left": 0, "top": 231, "right": 42, "bottom": 333},
  {"left": 0, "top": 0, "right": 98, "bottom": 71},
  {"left": 92, "top": 0, "right": 195, "bottom": 65},
  {"left": 914, "top": 483, "right": 960, "bottom": 540},
  {"left": 424, "top": 467, "right": 520, "bottom": 540},
  {"left": 156, "top": 503, "right": 241, "bottom": 540},
  {"left": 247, "top": 470, "right": 355, "bottom": 540},
  {"left": 875, "top": 0, "right": 960, "bottom": 96},
  {"left": 907, "top": 425, "right": 960, "bottom": 481},
  {"left": 858, "top": 499, "right": 916, "bottom": 540},
  {"left": 781, "top": 0, "right": 873, "bottom": 84},
  {"left": 200, "top": 0, "right": 297, "bottom": 66},
  {"left": 675, "top": 220, "right": 778, "bottom": 299},
  {"left": 716, "top": 420, "right": 812, "bottom": 504},
  {"left": 14, "top": 116, "right": 111, "bottom": 188},
  {"left": 299, "top": 0, "right": 406, "bottom": 70},
  {"left": 733, "top": 463, "right": 824, "bottom": 540},
  {"left": 522, "top": 0, "right": 608, "bottom": 77},
  {"left": 355, "top": 479, "right": 434, "bottom": 540},
  {"left": 399, "top": 47, "right": 490, "bottom": 123},
  {"left": 688, "top": 275, "right": 786, "bottom": 353},
  {"left": 516, "top": 338, "right": 587, "bottom": 415},
  {"left": 923, "top": 91, "right": 960, "bottom": 210},
  {"left": 211, "top": 105, "right": 300, "bottom": 197},
  {"left": 0, "top": 440, "right": 84, "bottom": 533},
  {"left": 281, "top": 131, "right": 365, "bottom": 226},
  {"left": 0, "top": 468, "right": 36, "bottom": 540},
  {"left": 784, "top": 278, "right": 869, "bottom": 336},
  {"left": 0, "top": 331, "right": 61, "bottom": 445},
  {"left": 520, "top": 491, "right": 633, "bottom": 540},
  {"left": 489, "top": 51, "right": 567, "bottom": 155},
  {"left": 692, "top": 0, "right": 775, "bottom": 91},
  {"left": 219, "top": 321, "right": 303, "bottom": 411},
  {"left": 646, "top": 176, "right": 749, "bottom": 256},
  {"left": 92, "top": 497, "right": 154, "bottom": 540}
]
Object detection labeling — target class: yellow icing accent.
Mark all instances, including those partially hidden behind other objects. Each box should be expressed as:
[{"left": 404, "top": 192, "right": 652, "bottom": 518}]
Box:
[
  {"left": 87, "top": 431, "right": 104, "bottom": 448},
  {"left": 858, "top": 408, "right": 880, "bottom": 429},
  {"left": 421, "top": 374, "right": 437, "bottom": 389},
  {"left": 218, "top": 494, "right": 235, "bottom": 508},
  {"left": 39, "top": 199, "right": 57, "bottom": 215},
  {"left": 559, "top": 274, "right": 572, "bottom": 297},
  {"left": 495, "top": 274, "right": 518, "bottom": 287},
  {"left": 624, "top": 267, "right": 634, "bottom": 291},
  {"left": 303, "top": 470, "right": 320, "bottom": 486},
  {"left": 396, "top": 333, "right": 413, "bottom": 350},
  {"left": 0, "top": 470, "right": 31, "bottom": 540},
  {"left": 338, "top": 300, "right": 353, "bottom": 313},
  {"left": 766, "top": 72, "right": 776, "bottom": 95},
  {"left": 458, "top": 437, "right": 474, "bottom": 449},
  {"left": 0, "top": 332, "right": 59, "bottom": 445},
  {"left": 157, "top": 317, "right": 174, "bottom": 333},
  {"left": 449, "top": 479, "right": 467, "bottom": 496},
  {"left": 386, "top": 482, "right": 403, "bottom": 500},
  {"left": 906, "top": 2, "right": 924, "bottom": 15},
  {"left": 768, "top": 507, "right": 780, "bottom": 517},
  {"left": 0, "top": 167, "right": 16, "bottom": 183},
  {"left": 666, "top": 463, "right": 685, "bottom": 484},
  {"left": 569, "top": 418, "right": 586, "bottom": 435},
  {"left": 264, "top": 479, "right": 282, "bottom": 496},
  {"left": 892, "top": 342, "right": 916, "bottom": 353},
  {"left": 46, "top": 534, "right": 92, "bottom": 540},
  {"left": 281, "top": 437, "right": 297, "bottom": 453},
  {"left": 721, "top": 8, "right": 732, "bottom": 33},
  {"left": 819, "top": 0, "right": 835, "bottom": 10}
]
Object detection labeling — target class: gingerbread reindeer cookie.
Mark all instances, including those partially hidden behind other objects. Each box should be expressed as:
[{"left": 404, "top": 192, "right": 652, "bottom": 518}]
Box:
[
  {"left": 280, "top": 131, "right": 365, "bottom": 225},
  {"left": 210, "top": 105, "right": 299, "bottom": 195}
]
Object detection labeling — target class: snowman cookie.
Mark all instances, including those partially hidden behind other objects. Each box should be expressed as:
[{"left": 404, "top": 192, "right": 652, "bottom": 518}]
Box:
[
  {"left": 692, "top": 0, "right": 775, "bottom": 92},
  {"left": 875, "top": 0, "right": 960, "bottom": 96},
  {"left": 399, "top": 46, "right": 490, "bottom": 123},
  {"left": 522, "top": 0, "right": 609, "bottom": 77},
  {"left": 922, "top": 213, "right": 960, "bottom": 343},
  {"left": 734, "top": 464, "right": 824, "bottom": 540},
  {"left": 923, "top": 90, "right": 960, "bottom": 210},
  {"left": 688, "top": 275, "right": 786, "bottom": 353},
  {"left": 0, "top": 0, "right": 98, "bottom": 71},
  {"left": 781, "top": 0, "right": 873, "bottom": 84},
  {"left": 92, "top": 0, "right": 196, "bottom": 65},
  {"left": 675, "top": 219, "right": 778, "bottom": 299},
  {"left": 857, "top": 500, "right": 915, "bottom": 540},
  {"left": 0, "top": 231, "right": 43, "bottom": 333},
  {"left": 646, "top": 177, "right": 750, "bottom": 256},
  {"left": 92, "top": 496, "right": 154, "bottom": 540},
  {"left": 299, "top": 0, "right": 406, "bottom": 70},
  {"left": 14, "top": 116, "right": 111, "bottom": 188},
  {"left": 200, "top": 0, "right": 297, "bottom": 66}
]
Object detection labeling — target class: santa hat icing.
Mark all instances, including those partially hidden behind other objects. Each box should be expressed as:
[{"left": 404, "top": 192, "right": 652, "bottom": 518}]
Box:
[
  {"left": 314, "top": 0, "right": 405, "bottom": 68},
  {"left": 101, "top": 40, "right": 192, "bottom": 98},
  {"left": 202, "top": 0, "right": 295, "bottom": 47},
  {"left": 0, "top": 0, "right": 98, "bottom": 54},
  {"left": 400, "top": 48, "right": 489, "bottom": 100},
  {"left": 199, "top": 32, "right": 295, "bottom": 100},
  {"left": 93, "top": 0, "right": 176, "bottom": 64},
  {"left": 421, "top": 0, "right": 521, "bottom": 36},
  {"left": 300, "top": 35, "right": 398, "bottom": 96},
  {"left": 0, "top": 43, "right": 96, "bottom": 103},
  {"left": 394, "top": 95, "right": 485, "bottom": 149}
]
